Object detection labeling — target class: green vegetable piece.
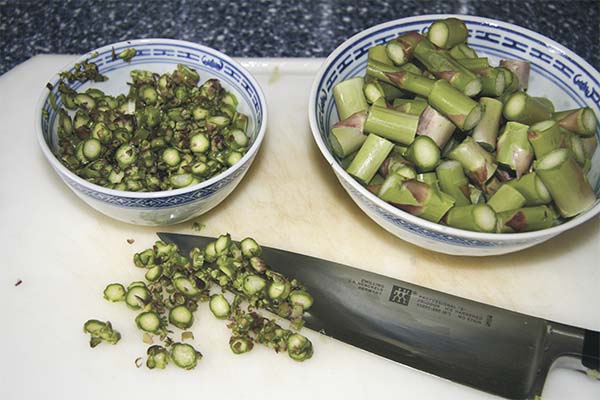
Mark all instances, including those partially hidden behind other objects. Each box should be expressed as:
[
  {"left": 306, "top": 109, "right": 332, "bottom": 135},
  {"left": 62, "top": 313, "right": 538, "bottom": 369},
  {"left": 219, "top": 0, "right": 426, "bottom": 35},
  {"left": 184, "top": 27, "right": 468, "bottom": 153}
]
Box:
[
  {"left": 243, "top": 275, "right": 266, "bottom": 296},
  {"left": 170, "top": 343, "right": 202, "bottom": 370},
  {"left": 103, "top": 283, "right": 126, "bottom": 302},
  {"left": 289, "top": 290, "right": 314, "bottom": 311},
  {"left": 118, "top": 48, "right": 137, "bottom": 62},
  {"left": 125, "top": 286, "right": 150, "bottom": 309},
  {"left": 135, "top": 311, "right": 161, "bottom": 333},
  {"left": 287, "top": 334, "right": 314, "bottom": 362},
  {"left": 169, "top": 305, "right": 194, "bottom": 329},
  {"left": 83, "top": 319, "right": 121, "bottom": 347},
  {"left": 209, "top": 294, "right": 231, "bottom": 319},
  {"left": 146, "top": 345, "right": 169, "bottom": 369},
  {"left": 240, "top": 237, "right": 262, "bottom": 258}
]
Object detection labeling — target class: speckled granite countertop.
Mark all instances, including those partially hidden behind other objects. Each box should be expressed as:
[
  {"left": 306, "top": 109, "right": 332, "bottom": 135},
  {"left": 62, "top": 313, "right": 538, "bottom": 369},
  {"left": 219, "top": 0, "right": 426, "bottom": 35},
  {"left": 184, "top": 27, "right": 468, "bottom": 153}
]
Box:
[{"left": 0, "top": 0, "right": 598, "bottom": 75}]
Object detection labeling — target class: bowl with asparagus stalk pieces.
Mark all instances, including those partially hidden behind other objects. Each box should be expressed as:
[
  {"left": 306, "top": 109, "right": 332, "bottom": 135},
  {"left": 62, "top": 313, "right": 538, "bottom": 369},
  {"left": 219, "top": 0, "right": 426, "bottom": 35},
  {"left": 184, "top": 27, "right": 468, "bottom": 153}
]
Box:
[
  {"left": 36, "top": 39, "right": 267, "bottom": 226},
  {"left": 309, "top": 15, "right": 600, "bottom": 256}
]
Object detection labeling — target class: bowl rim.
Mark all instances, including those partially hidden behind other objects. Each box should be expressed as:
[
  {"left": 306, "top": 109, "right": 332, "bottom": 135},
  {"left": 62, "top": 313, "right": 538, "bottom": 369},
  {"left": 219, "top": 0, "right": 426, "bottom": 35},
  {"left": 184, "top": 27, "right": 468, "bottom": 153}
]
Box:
[
  {"left": 308, "top": 14, "right": 600, "bottom": 242},
  {"left": 35, "top": 38, "right": 268, "bottom": 199}
]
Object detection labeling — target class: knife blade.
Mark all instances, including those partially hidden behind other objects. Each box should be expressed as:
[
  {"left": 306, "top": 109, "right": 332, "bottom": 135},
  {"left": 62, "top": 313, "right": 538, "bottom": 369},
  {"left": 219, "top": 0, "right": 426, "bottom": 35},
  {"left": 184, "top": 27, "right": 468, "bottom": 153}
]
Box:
[{"left": 157, "top": 232, "right": 599, "bottom": 399}]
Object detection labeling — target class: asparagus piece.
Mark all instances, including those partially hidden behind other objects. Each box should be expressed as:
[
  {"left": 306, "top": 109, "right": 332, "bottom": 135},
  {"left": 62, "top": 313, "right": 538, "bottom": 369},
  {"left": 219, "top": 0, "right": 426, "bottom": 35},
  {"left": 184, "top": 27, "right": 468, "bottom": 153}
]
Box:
[
  {"left": 379, "top": 149, "right": 413, "bottom": 177},
  {"left": 535, "top": 148, "right": 596, "bottom": 217},
  {"left": 469, "top": 185, "right": 486, "bottom": 204},
  {"left": 385, "top": 31, "right": 424, "bottom": 65},
  {"left": 380, "top": 179, "right": 454, "bottom": 223},
  {"left": 441, "top": 134, "right": 460, "bottom": 158},
  {"left": 449, "top": 43, "right": 478, "bottom": 59},
  {"left": 528, "top": 120, "right": 562, "bottom": 159},
  {"left": 497, "top": 67, "right": 520, "bottom": 97},
  {"left": 428, "top": 80, "right": 482, "bottom": 130},
  {"left": 482, "top": 176, "right": 502, "bottom": 199},
  {"left": 455, "top": 57, "right": 489, "bottom": 71},
  {"left": 581, "top": 135, "right": 598, "bottom": 159},
  {"left": 415, "top": 105, "right": 456, "bottom": 148},
  {"left": 427, "top": 17, "right": 469, "bottom": 49},
  {"left": 329, "top": 111, "right": 367, "bottom": 158},
  {"left": 533, "top": 97, "right": 555, "bottom": 113},
  {"left": 445, "top": 204, "right": 497, "bottom": 233},
  {"left": 392, "top": 98, "right": 428, "bottom": 116},
  {"left": 506, "top": 172, "right": 552, "bottom": 206},
  {"left": 83, "top": 320, "right": 121, "bottom": 348},
  {"left": 499, "top": 59, "right": 530, "bottom": 90},
  {"left": 363, "top": 79, "right": 385, "bottom": 104},
  {"left": 416, "top": 172, "right": 438, "bottom": 185},
  {"left": 476, "top": 67, "right": 506, "bottom": 97},
  {"left": 565, "top": 133, "right": 587, "bottom": 167},
  {"left": 347, "top": 134, "right": 394, "bottom": 184},
  {"left": 368, "top": 44, "right": 393, "bottom": 65},
  {"left": 503, "top": 92, "right": 552, "bottom": 125},
  {"left": 448, "top": 137, "right": 497, "bottom": 186},
  {"left": 472, "top": 97, "right": 503, "bottom": 151},
  {"left": 333, "top": 77, "right": 369, "bottom": 120},
  {"left": 486, "top": 184, "right": 527, "bottom": 213},
  {"left": 364, "top": 105, "right": 419, "bottom": 145},
  {"left": 436, "top": 160, "right": 471, "bottom": 206},
  {"left": 405, "top": 135, "right": 441, "bottom": 172},
  {"left": 496, "top": 121, "right": 534, "bottom": 178},
  {"left": 414, "top": 36, "right": 482, "bottom": 96},
  {"left": 553, "top": 107, "right": 598, "bottom": 136},
  {"left": 496, "top": 206, "right": 557, "bottom": 233},
  {"left": 367, "top": 60, "right": 435, "bottom": 97}
]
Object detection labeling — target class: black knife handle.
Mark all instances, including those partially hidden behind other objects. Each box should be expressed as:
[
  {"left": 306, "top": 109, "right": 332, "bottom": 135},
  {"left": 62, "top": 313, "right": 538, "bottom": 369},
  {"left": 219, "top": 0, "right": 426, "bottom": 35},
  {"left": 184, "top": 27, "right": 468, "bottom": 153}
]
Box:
[{"left": 583, "top": 329, "right": 600, "bottom": 370}]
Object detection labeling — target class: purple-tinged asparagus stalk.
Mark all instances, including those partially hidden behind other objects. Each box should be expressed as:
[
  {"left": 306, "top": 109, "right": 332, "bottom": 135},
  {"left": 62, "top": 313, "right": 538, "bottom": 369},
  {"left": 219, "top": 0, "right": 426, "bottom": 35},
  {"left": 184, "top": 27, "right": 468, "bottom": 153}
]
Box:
[
  {"left": 503, "top": 92, "right": 552, "bottom": 125},
  {"left": 333, "top": 77, "right": 369, "bottom": 120},
  {"left": 496, "top": 206, "right": 557, "bottom": 233},
  {"left": 499, "top": 59, "right": 530, "bottom": 90},
  {"left": 506, "top": 172, "right": 552, "bottom": 206},
  {"left": 496, "top": 121, "right": 534, "bottom": 178},
  {"left": 329, "top": 111, "right": 367, "bottom": 158},
  {"left": 415, "top": 105, "right": 456, "bottom": 148},
  {"left": 379, "top": 179, "right": 454, "bottom": 223},
  {"left": 528, "top": 120, "right": 562, "bottom": 160},
  {"left": 448, "top": 137, "right": 497, "bottom": 186},
  {"left": 414, "top": 37, "right": 482, "bottom": 96},
  {"left": 436, "top": 160, "right": 471, "bottom": 206},
  {"left": 367, "top": 60, "right": 433, "bottom": 97},
  {"left": 486, "top": 184, "right": 527, "bottom": 213},
  {"left": 378, "top": 149, "right": 414, "bottom": 178},
  {"left": 444, "top": 204, "right": 497, "bottom": 233},
  {"left": 385, "top": 31, "right": 424, "bottom": 66},
  {"left": 427, "top": 18, "right": 469, "bottom": 50},
  {"left": 552, "top": 107, "right": 598, "bottom": 137},
  {"left": 472, "top": 97, "right": 503, "bottom": 152},
  {"left": 346, "top": 134, "right": 394, "bottom": 185},
  {"left": 428, "top": 80, "right": 482, "bottom": 130},
  {"left": 534, "top": 148, "right": 596, "bottom": 217}
]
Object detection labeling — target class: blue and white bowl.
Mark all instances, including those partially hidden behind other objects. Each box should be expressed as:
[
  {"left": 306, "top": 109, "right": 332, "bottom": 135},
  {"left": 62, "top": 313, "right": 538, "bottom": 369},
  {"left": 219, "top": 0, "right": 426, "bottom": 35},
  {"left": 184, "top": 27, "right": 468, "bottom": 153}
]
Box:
[
  {"left": 36, "top": 39, "right": 267, "bottom": 226},
  {"left": 309, "top": 15, "right": 600, "bottom": 256}
]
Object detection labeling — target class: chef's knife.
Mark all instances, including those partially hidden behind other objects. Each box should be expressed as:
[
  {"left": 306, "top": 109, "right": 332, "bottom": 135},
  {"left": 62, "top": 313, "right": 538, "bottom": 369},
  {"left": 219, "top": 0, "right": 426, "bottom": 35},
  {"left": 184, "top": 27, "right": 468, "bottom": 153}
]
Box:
[{"left": 158, "top": 232, "right": 599, "bottom": 399}]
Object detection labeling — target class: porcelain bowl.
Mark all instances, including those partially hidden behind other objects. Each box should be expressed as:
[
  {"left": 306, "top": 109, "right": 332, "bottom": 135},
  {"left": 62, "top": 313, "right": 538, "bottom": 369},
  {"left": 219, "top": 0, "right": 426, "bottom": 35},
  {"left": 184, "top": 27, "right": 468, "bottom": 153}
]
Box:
[
  {"left": 308, "top": 15, "right": 600, "bottom": 256},
  {"left": 36, "top": 38, "right": 267, "bottom": 226}
]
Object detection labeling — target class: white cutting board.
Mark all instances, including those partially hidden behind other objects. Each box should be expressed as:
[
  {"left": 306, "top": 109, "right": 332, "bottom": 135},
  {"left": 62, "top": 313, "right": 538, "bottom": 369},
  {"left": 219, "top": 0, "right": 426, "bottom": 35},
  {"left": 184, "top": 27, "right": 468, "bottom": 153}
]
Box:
[{"left": 0, "top": 56, "right": 598, "bottom": 400}]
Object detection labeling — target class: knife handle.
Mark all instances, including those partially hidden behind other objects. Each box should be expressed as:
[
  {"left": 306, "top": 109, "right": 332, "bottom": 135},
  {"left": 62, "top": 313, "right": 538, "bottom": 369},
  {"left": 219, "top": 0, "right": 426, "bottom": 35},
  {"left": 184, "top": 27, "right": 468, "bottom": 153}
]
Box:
[
  {"left": 531, "top": 323, "right": 600, "bottom": 395},
  {"left": 582, "top": 329, "right": 600, "bottom": 371}
]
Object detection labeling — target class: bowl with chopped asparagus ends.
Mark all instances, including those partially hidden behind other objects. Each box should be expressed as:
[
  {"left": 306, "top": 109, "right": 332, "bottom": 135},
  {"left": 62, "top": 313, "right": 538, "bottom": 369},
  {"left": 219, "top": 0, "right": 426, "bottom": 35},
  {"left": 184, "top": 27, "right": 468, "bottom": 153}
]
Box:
[
  {"left": 308, "top": 15, "right": 600, "bottom": 256},
  {"left": 35, "top": 39, "right": 267, "bottom": 226}
]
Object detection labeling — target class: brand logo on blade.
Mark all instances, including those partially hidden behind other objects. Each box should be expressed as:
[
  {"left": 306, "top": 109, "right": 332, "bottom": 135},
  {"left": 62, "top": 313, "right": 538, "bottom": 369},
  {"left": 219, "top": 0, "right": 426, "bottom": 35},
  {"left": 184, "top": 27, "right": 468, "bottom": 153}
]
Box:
[{"left": 389, "top": 285, "right": 412, "bottom": 306}]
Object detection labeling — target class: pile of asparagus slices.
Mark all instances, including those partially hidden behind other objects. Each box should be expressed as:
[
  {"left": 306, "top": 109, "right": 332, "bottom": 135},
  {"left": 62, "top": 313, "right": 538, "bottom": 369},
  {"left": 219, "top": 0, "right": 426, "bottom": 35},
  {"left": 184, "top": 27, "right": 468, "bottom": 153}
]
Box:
[{"left": 329, "top": 17, "right": 598, "bottom": 233}]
